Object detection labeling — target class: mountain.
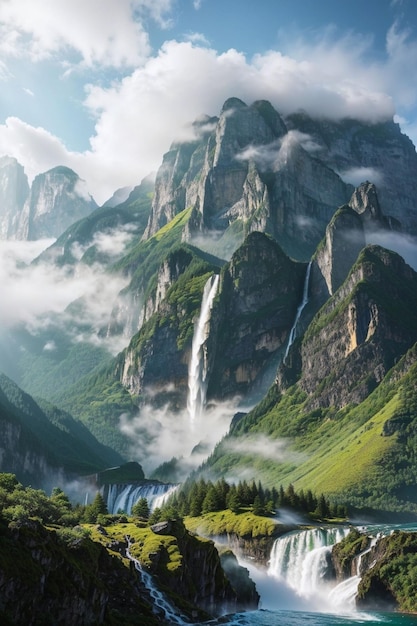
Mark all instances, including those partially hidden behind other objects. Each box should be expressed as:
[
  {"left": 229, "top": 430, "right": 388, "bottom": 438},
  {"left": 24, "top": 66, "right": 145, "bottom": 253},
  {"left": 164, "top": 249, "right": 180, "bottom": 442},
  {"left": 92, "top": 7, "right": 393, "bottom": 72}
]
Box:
[
  {"left": 1, "top": 97, "right": 417, "bottom": 514},
  {"left": 204, "top": 244, "right": 417, "bottom": 511},
  {"left": 0, "top": 372, "right": 122, "bottom": 490},
  {"left": 0, "top": 160, "right": 97, "bottom": 240},
  {"left": 19, "top": 165, "right": 98, "bottom": 239},
  {"left": 0, "top": 155, "right": 30, "bottom": 238},
  {"left": 286, "top": 112, "right": 417, "bottom": 234},
  {"left": 37, "top": 174, "right": 154, "bottom": 267},
  {"left": 143, "top": 97, "right": 353, "bottom": 261}
]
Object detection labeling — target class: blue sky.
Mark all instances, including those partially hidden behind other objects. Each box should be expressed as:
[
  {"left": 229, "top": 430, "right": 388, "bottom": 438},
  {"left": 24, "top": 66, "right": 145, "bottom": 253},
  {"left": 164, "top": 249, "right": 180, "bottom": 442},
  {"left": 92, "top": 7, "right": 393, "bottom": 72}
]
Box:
[{"left": 0, "top": 0, "right": 416, "bottom": 203}]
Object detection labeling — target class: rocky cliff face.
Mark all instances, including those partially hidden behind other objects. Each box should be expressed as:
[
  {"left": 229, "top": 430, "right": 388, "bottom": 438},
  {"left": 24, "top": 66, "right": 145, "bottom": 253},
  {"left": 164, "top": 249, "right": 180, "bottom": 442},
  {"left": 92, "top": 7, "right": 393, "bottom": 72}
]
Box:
[
  {"left": 144, "top": 519, "right": 256, "bottom": 617},
  {"left": 286, "top": 113, "right": 417, "bottom": 235},
  {"left": 144, "top": 98, "right": 353, "bottom": 260},
  {"left": 0, "top": 519, "right": 162, "bottom": 626},
  {"left": 117, "top": 231, "right": 306, "bottom": 408},
  {"left": 0, "top": 155, "right": 30, "bottom": 238},
  {"left": 208, "top": 231, "right": 306, "bottom": 399},
  {"left": 291, "top": 245, "right": 417, "bottom": 409},
  {"left": 0, "top": 418, "right": 61, "bottom": 491},
  {"left": 17, "top": 166, "right": 97, "bottom": 239},
  {"left": 332, "top": 528, "right": 417, "bottom": 613}
]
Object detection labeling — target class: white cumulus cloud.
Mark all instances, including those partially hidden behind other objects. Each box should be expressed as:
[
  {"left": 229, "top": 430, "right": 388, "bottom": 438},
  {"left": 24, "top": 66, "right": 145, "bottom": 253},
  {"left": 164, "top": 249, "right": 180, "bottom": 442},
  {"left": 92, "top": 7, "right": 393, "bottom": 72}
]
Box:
[{"left": 0, "top": 11, "right": 416, "bottom": 203}]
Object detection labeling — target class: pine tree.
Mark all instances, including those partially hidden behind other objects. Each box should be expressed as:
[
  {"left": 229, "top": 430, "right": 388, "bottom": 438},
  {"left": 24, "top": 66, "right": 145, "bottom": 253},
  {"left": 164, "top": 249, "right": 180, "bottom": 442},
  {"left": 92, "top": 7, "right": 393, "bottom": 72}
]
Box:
[
  {"left": 253, "top": 495, "right": 264, "bottom": 516},
  {"left": 226, "top": 486, "right": 241, "bottom": 513},
  {"left": 131, "top": 497, "right": 150, "bottom": 519}
]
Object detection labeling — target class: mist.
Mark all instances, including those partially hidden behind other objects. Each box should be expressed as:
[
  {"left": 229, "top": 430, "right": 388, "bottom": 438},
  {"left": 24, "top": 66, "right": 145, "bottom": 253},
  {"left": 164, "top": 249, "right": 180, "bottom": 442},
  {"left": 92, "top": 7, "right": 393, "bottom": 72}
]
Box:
[
  {"left": 119, "top": 396, "right": 239, "bottom": 478},
  {"left": 366, "top": 229, "right": 417, "bottom": 271},
  {"left": 0, "top": 236, "right": 130, "bottom": 354},
  {"left": 236, "top": 131, "right": 322, "bottom": 172}
]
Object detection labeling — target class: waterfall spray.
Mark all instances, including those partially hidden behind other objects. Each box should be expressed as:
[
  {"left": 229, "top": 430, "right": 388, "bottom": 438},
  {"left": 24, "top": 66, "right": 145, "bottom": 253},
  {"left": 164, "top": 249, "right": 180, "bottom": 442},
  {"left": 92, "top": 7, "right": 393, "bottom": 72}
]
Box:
[
  {"left": 187, "top": 273, "right": 219, "bottom": 422},
  {"left": 268, "top": 527, "right": 355, "bottom": 612},
  {"left": 284, "top": 261, "right": 312, "bottom": 361}
]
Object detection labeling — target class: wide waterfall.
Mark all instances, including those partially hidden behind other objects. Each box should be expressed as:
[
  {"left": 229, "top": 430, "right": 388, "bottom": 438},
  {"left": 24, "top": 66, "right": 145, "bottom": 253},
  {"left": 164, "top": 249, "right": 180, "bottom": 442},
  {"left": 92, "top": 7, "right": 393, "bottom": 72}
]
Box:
[
  {"left": 105, "top": 482, "right": 178, "bottom": 515},
  {"left": 284, "top": 260, "right": 312, "bottom": 360},
  {"left": 267, "top": 527, "right": 356, "bottom": 611},
  {"left": 187, "top": 273, "right": 220, "bottom": 422}
]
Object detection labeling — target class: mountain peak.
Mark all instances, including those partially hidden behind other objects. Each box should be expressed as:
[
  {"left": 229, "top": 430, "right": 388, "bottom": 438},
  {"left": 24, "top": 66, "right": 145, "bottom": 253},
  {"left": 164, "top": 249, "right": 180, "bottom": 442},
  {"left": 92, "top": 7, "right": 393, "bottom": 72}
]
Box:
[{"left": 221, "top": 97, "right": 247, "bottom": 112}]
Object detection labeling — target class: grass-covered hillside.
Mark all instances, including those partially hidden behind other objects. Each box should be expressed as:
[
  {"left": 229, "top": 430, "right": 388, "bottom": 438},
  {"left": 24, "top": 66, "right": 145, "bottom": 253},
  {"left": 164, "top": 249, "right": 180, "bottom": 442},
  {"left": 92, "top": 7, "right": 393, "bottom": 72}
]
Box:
[
  {"left": 204, "top": 342, "right": 417, "bottom": 513},
  {"left": 0, "top": 373, "right": 122, "bottom": 483}
]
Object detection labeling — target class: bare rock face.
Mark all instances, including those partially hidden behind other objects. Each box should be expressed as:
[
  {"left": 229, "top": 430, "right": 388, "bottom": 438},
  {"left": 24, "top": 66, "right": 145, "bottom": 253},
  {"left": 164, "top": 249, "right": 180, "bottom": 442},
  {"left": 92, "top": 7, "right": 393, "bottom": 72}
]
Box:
[
  {"left": 143, "top": 98, "right": 353, "bottom": 260},
  {"left": 309, "top": 182, "right": 399, "bottom": 322},
  {"left": 297, "top": 245, "right": 417, "bottom": 409},
  {"left": 312, "top": 205, "right": 365, "bottom": 302},
  {"left": 0, "top": 155, "right": 30, "bottom": 238},
  {"left": 208, "top": 231, "right": 307, "bottom": 399},
  {"left": 286, "top": 113, "right": 417, "bottom": 235},
  {"left": 17, "top": 166, "right": 97, "bottom": 239}
]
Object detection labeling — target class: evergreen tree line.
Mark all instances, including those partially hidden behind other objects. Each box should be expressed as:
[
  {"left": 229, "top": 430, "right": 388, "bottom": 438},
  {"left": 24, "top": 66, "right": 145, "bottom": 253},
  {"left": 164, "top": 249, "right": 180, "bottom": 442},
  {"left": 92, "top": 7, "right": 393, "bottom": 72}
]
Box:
[
  {"left": 0, "top": 472, "right": 116, "bottom": 527},
  {"left": 147, "top": 478, "right": 347, "bottom": 522}
]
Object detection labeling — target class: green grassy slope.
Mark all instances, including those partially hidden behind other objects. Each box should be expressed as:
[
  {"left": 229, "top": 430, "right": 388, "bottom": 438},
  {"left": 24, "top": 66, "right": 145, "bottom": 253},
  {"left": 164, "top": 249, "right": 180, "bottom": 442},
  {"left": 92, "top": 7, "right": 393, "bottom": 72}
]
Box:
[{"left": 205, "top": 344, "right": 417, "bottom": 512}]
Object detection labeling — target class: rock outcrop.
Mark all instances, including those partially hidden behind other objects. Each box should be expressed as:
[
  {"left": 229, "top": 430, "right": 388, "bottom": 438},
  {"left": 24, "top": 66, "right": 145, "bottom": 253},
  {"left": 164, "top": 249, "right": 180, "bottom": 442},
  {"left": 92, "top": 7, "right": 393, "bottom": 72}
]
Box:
[
  {"left": 208, "top": 231, "right": 307, "bottom": 399},
  {"left": 0, "top": 519, "right": 162, "bottom": 626},
  {"left": 17, "top": 166, "right": 97, "bottom": 240},
  {"left": 295, "top": 245, "right": 417, "bottom": 408},
  {"left": 0, "top": 156, "right": 30, "bottom": 238},
  {"left": 332, "top": 528, "right": 417, "bottom": 613},
  {"left": 286, "top": 112, "right": 417, "bottom": 235},
  {"left": 138, "top": 519, "right": 257, "bottom": 617}
]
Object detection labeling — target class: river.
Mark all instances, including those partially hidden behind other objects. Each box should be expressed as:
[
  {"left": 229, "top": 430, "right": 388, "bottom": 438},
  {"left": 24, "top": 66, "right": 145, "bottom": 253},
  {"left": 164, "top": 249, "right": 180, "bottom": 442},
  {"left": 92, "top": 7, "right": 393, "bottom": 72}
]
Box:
[{"left": 200, "top": 609, "right": 417, "bottom": 625}]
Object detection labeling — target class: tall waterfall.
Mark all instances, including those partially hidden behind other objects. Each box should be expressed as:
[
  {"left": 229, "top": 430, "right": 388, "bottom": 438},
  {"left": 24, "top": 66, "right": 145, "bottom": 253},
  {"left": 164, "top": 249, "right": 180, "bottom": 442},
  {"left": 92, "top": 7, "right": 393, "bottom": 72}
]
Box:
[
  {"left": 106, "top": 482, "right": 178, "bottom": 515},
  {"left": 187, "top": 273, "right": 220, "bottom": 422},
  {"left": 268, "top": 527, "right": 353, "bottom": 610},
  {"left": 284, "top": 260, "right": 312, "bottom": 360}
]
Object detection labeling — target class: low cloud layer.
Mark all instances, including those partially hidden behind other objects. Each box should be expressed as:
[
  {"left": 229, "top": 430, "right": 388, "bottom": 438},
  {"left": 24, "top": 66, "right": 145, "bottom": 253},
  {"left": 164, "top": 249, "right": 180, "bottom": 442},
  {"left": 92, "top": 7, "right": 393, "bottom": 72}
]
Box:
[
  {"left": 224, "top": 433, "right": 306, "bottom": 464},
  {"left": 236, "top": 131, "right": 322, "bottom": 171},
  {"left": 0, "top": 238, "right": 129, "bottom": 353},
  {"left": 339, "top": 166, "right": 383, "bottom": 187},
  {"left": 366, "top": 229, "right": 417, "bottom": 270}
]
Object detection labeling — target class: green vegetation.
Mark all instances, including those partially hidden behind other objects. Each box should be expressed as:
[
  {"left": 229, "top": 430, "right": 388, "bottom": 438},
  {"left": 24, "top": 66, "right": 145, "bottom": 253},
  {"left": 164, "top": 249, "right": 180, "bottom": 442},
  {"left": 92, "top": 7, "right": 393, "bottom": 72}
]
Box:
[
  {"left": 357, "top": 531, "right": 417, "bottom": 613},
  {"left": 51, "top": 358, "right": 135, "bottom": 456},
  {"left": 203, "top": 340, "right": 417, "bottom": 512},
  {"left": 113, "top": 207, "right": 192, "bottom": 299},
  {"left": 155, "top": 477, "right": 347, "bottom": 530},
  {"left": 0, "top": 373, "right": 122, "bottom": 477},
  {"left": 185, "top": 510, "right": 277, "bottom": 539}
]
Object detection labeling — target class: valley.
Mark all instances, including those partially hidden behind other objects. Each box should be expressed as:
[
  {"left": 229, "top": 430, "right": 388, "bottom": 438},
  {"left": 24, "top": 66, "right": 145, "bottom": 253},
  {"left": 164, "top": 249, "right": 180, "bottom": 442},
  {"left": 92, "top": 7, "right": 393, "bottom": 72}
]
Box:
[{"left": 1, "top": 96, "right": 417, "bottom": 623}]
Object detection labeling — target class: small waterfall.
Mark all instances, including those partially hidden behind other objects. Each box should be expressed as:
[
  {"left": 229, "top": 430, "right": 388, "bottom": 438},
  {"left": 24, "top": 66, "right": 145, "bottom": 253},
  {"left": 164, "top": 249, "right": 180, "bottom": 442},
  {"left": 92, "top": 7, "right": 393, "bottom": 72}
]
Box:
[
  {"left": 187, "top": 273, "right": 220, "bottom": 422},
  {"left": 328, "top": 535, "right": 378, "bottom": 609},
  {"left": 268, "top": 527, "right": 349, "bottom": 601},
  {"left": 284, "top": 260, "right": 312, "bottom": 360},
  {"left": 106, "top": 482, "right": 178, "bottom": 515},
  {"left": 126, "top": 543, "right": 189, "bottom": 625}
]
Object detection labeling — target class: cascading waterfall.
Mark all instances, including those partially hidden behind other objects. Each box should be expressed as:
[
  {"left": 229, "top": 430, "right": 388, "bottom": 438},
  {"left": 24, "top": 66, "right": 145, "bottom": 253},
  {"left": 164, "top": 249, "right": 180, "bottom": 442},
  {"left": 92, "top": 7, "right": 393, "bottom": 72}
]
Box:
[
  {"left": 284, "top": 260, "right": 312, "bottom": 360},
  {"left": 268, "top": 527, "right": 352, "bottom": 610},
  {"left": 126, "top": 542, "right": 188, "bottom": 625},
  {"left": 328, "top": 535, "right": 378, "bottom": 609},
  {"left": 106, "top": 482, "right": 178, "bottom": 515},
  {"left": 187, "top": 273, "right": 220, "bottom": 422}
]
